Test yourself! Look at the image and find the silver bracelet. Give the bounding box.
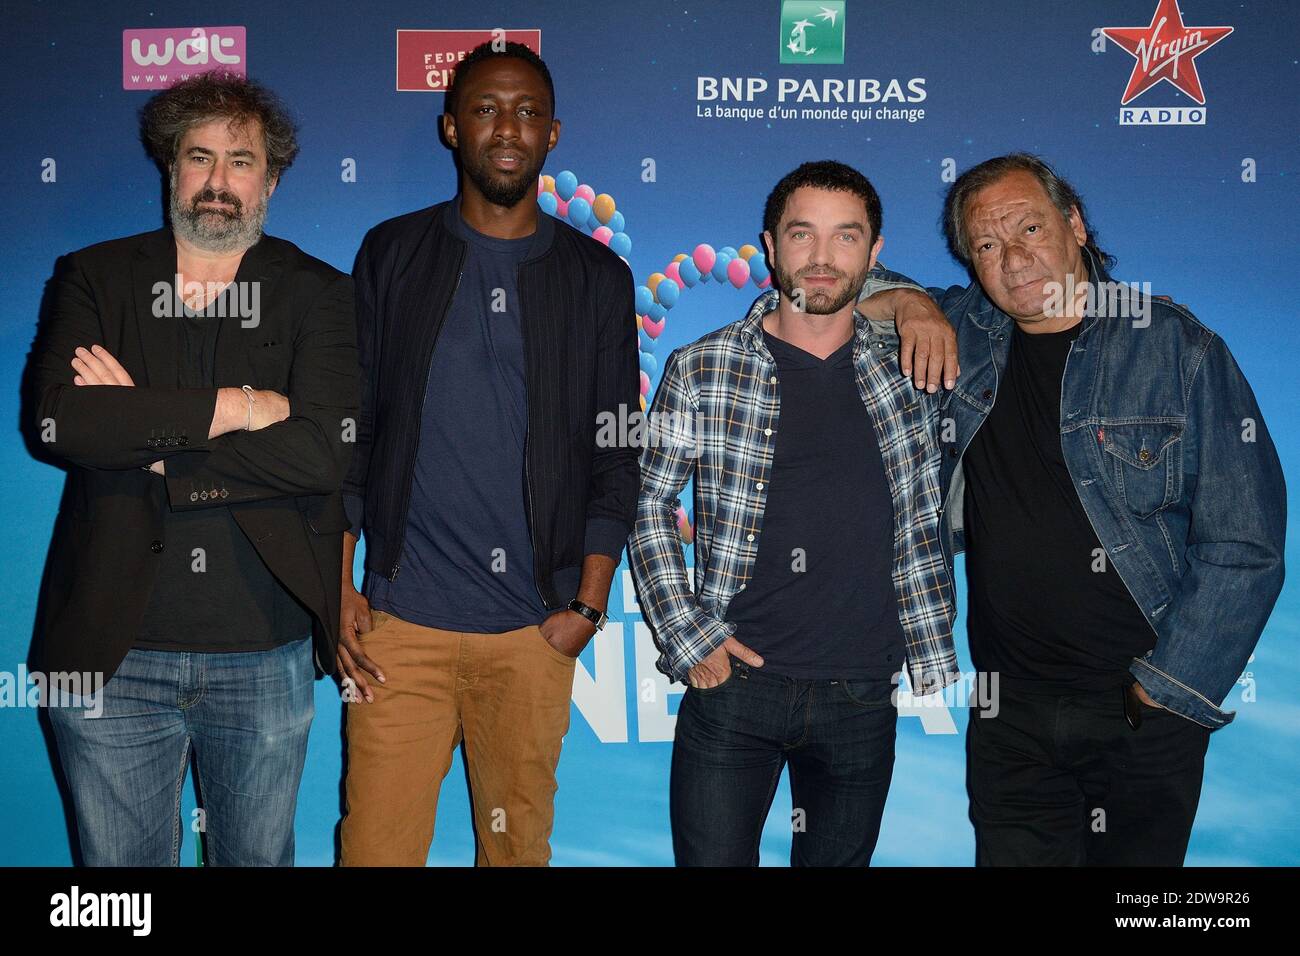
[240,384,256,431]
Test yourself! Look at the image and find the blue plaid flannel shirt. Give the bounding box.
[629,281,960,694]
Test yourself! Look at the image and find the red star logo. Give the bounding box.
[1103,0,1233,105]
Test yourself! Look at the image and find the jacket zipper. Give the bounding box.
[517,261,551,610]
[390,255,465,581]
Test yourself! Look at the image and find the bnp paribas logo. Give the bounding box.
[779,1,845,65]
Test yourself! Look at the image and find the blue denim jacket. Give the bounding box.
[864,251,1286,729]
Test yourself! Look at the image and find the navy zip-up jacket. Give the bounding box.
[343,200,640,609]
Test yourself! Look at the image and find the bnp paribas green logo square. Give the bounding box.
[779,1,846,65]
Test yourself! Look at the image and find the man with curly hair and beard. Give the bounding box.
[31,73,358,866]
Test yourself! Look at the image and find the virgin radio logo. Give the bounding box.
[1101,0,1232,125]
[122,27,247,90]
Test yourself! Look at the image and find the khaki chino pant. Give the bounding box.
[340,609,576,866]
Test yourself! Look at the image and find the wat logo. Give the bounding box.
[122,27,246,90]
[396,29,541,92]
[1101,0,1233,125]
[779,1,845,64]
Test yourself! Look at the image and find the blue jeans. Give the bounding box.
[48,636,315,866]
[670,658,898,866]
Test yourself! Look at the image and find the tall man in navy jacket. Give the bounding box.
[336,42,640,866]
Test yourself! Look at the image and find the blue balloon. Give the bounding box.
[656,279,680,308]
[638,351,659,376]
[567,197,592,227]
[719,246,739,259]
[646,302,667,322]
[749,254,770,282]
[608,211,625,233]
[609,232,632,257]
[587,210,602,232]
[711,252,733,283]
[537,191,558,216]
[634,285,655,316]
[678,258,701,287]
[554,170,578,201]
[639,334,657,354]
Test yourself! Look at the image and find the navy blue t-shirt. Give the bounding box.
[365,197,548,632]
[723,327,905,679]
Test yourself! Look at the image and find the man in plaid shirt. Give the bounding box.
[629,161,960,866]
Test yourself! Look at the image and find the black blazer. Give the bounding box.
[28,228,360,681]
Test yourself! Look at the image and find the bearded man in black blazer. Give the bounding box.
[28,73,359,866]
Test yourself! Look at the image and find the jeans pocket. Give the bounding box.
[840,675,897,708]
[689,660,741,695]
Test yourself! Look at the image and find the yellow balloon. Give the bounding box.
[539,174,555,193]
[637,314,645,330]
[647,273,666,296]
[639,394,647,413]
[673,253,688,263]
[739,244,759,260]
[593,193,616,224]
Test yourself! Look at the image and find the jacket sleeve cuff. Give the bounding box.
[859,262,926,299]
[343,491,364,540]
[1129,657,1235,730]
[661,614,736,684]
[584,516,632,563]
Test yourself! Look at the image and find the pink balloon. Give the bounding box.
[642,315,666,338]
[692,243,716,274]
[758,274,772,289]
[593,226,613,245]
[574,184,596,203]
[727,257,751,289]
[555,197,569,217]
[664,261,685,289]
[639,370,650,395]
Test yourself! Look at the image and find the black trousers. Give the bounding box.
[966,679,1211,866]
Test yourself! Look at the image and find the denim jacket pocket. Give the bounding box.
[1101,422,1183,518]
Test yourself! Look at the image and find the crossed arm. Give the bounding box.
[32,253,359,507]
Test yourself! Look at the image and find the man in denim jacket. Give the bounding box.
[860,153,1286,865]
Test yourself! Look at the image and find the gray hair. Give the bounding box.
[942,153,1114,270]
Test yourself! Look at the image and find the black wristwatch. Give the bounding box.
[567,599,608,631]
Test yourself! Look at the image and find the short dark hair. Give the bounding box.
[763,160,883,246]
[943,152,1114,269]
[140,72,299,182]
[445,41,555,117]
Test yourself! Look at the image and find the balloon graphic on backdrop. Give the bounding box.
[536,171,775,542]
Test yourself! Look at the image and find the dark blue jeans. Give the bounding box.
[670,658,898,866]
[48,636,315,866]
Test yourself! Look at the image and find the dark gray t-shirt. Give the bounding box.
[136,288,312,652]
[723,328,905,679]
[365,197,548,632]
